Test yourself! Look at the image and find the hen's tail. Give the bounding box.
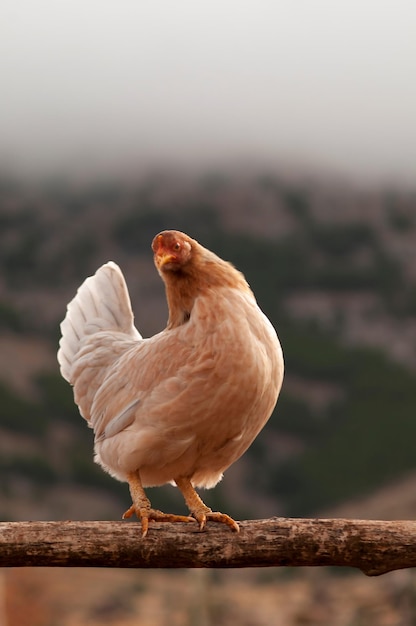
[57,261,141,383]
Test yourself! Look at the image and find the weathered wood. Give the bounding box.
[1,518,416,576]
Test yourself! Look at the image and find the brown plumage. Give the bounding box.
[58,230,284,536]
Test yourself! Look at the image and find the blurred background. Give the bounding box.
[1,0,416,624]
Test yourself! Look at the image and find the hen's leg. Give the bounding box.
[123,471,193,537]
[175,476,239,532]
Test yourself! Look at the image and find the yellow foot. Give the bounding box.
[122,505,194,538]
[192,509,240,533]
[174,476,240,533]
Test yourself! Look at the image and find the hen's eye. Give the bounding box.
[173,242,181,251]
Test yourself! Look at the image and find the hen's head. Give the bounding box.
[152,230,251,328]
[152,230,194,274]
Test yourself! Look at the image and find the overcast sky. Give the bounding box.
[1,0,416,184]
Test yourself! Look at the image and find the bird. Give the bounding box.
[57,230,284,537]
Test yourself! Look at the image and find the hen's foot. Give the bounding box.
[122,504,193,538]
[175,476,240,533]
[192,508,240,532]
[125,471,194,537]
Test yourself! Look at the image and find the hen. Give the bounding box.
[58,230,284,536]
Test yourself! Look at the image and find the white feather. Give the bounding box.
[57,261,141,383]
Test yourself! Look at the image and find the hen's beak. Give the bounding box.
[153,234,178,269]
[157,252,176,267]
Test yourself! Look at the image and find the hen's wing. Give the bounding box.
[88,290,282,487]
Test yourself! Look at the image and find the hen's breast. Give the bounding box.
[93,288,284,487]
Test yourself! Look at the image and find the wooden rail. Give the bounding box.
[1,518,416,576]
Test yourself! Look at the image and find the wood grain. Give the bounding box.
[1,518,416,576]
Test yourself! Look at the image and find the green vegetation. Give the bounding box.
[0,382,46,435]
[310,222,375,256]
[264,338,416,515]
[0,455,58,485]
[0,174,416,518]
[282,188,311,222]
[35,373,82,423]
[0,301,24,332]
[385,191,415,232]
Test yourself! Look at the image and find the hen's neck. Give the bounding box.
[163,258,251,330]
[164,278,198,329]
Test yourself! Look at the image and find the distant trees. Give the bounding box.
[0,173,416,520]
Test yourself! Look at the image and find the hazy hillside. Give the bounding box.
[1,169,416,522]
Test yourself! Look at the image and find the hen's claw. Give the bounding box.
[122,504,194,537]
[193,509,240,533]
[175,476,239,533]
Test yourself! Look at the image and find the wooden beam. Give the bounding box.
[1,518,416,576]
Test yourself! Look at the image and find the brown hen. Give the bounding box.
[58,230,284,536]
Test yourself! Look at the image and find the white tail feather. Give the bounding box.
[58,262,141,382]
